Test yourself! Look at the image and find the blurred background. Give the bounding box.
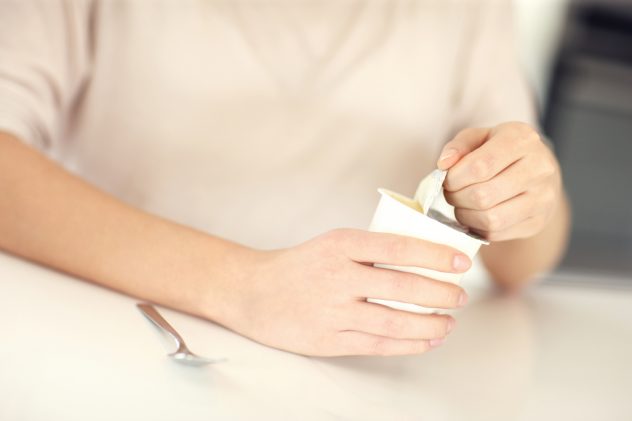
[514,0,632,284]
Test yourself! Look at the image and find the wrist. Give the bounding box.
[193,236,266,329]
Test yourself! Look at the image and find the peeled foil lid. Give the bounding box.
[414,169,488,243]
[415,169,447,216]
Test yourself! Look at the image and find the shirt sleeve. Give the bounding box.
[0,0,92,151]
[450,1,538,132]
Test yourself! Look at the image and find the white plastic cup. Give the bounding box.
[368,188,487,313]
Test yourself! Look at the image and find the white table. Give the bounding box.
[1,251,631,421]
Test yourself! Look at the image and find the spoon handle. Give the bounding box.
[137,303,187,351]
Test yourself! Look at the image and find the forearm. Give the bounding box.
[0,132,256,324]
[481,192,571,290]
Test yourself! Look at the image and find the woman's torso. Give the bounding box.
[61,1,479,248]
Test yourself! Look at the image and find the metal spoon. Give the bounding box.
[137,303,226,366]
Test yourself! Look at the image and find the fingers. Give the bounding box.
[346,301,455,340]
[444,133,525,192]
[437,127,491,170]
[356,265,467,309]
[443,123,544,192]
[445,159,534,211]
[436,123,559,243]
[331,229,471,273]
[454,192,534,233]
[471,215,546,242]
[452,176,555,237]
[336,331,438,356]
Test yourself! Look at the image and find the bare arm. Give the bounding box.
[0,131,474,356]
[0,132,256,325]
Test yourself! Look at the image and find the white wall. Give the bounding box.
[513,0,570,108]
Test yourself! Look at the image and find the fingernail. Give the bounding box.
[452,254,471,272]
[458,292,468,307]
[446,318,455,334]
[429,338,445,348]
[439,148,457,162]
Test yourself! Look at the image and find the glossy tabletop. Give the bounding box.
[1,252,631,420]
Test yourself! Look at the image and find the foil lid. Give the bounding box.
[414,169,488,244]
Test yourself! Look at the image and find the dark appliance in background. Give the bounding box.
[544,0,632,278]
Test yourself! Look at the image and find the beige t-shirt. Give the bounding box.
[0,0,535,249]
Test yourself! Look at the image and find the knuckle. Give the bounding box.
[520,126,540,146]
[471,186,494,209]
[320,228,346,245]
[513,121,534,133]
[486,230,505,242]
[526,127,541,142]
[312,230,348,258]
[470,156,493,180]
[540,159,557,179]
[501,122,537,147]
[483,210,503,231]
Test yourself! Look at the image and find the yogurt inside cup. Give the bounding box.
[367,170,488,314]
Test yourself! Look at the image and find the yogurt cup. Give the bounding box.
[368,187,488,313]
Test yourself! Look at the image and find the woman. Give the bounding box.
[0,0,570,356]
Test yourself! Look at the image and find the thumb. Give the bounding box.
[437,127,492,170]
